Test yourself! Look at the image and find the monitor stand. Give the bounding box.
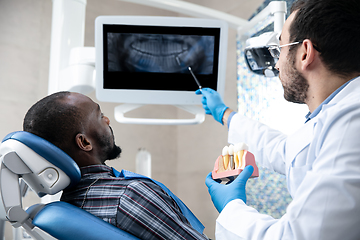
[114,104,205,125]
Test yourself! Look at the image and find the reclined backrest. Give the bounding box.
[0,131,139,240]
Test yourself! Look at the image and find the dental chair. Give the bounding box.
[0,131,140,240]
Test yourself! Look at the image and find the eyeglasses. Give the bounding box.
[268,41,303,58]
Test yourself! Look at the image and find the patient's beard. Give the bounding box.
[98,126,122,163]
[105,143,122,161]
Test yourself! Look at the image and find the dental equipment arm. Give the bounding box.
[119,0,248,29]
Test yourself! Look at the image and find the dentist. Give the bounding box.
[198,0,360,239]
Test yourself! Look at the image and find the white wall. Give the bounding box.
[0,0,263,238]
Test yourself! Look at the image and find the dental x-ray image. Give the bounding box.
[107,33,215,75]
[102,24,220,91]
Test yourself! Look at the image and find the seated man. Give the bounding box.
[23,91,208,240]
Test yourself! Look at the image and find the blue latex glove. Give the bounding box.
[205,165,254,213]
[195,88,228,124]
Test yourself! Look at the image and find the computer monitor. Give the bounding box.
[95,16,228,105]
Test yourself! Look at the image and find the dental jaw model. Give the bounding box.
[212,143,259,182]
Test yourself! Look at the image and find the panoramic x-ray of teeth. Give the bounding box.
[107,33,215,74]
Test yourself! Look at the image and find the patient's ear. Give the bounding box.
[75,133,93,152]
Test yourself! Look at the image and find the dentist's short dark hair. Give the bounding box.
[289,0,360,77]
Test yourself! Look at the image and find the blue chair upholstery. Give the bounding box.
[28,202,139,240]
[0,131,140,240]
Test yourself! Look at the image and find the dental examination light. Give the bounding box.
[238,1,287,77]
[244,32,279,77]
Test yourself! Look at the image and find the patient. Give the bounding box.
[23,92,208,240]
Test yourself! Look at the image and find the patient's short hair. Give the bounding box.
[23,92,83,153]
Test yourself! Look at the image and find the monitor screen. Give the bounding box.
[95,16,228,105]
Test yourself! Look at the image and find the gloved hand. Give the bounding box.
[205,165,254,213]
[195,88,228,124]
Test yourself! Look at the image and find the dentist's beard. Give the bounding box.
[281,51,309,104]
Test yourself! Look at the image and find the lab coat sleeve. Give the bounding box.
[216,200,283,240]
[216,101,360,240]
[228,113,288,174]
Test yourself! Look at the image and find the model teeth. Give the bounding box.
[220,143,249,171]
[235,142,248,151]
[222,146,229,170]
[228,145,235,170]
[213,142,258,180]
[234,143,248,169]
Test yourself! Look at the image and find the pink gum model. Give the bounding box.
[212,150,259,181]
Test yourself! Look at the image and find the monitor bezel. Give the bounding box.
[95,16,228,105]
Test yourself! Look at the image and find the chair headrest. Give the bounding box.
[1,131,81,189]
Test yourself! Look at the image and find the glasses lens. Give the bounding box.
[268,46,280,58]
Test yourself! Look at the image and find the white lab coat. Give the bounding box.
[216,76,360,240]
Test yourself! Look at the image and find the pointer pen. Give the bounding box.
[187,66,202,92]
[175,56,202,93]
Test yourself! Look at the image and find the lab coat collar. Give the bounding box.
[305,76,360,122]
[328,76,360,104]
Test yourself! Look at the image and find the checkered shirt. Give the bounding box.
[61,165,208,240]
